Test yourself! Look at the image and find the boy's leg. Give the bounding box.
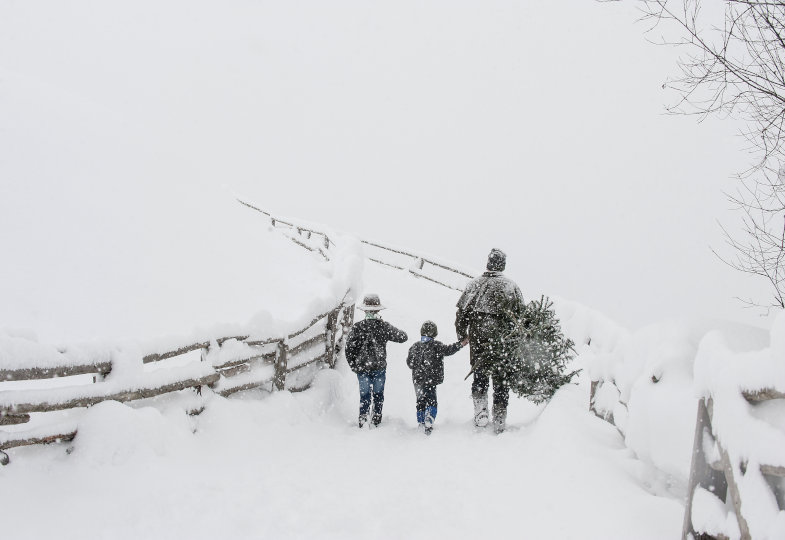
[424,385,438,434]
[370,370,386,426]
[414,384,427,425]
[357,373,372,427]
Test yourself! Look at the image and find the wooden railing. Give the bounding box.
[588,378,626,433]
[682,389,785,540]
[0,300,354,466]
[590,370,785,539]
[238,199,476,291]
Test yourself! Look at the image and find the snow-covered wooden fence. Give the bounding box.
[237,199,475,291]
[588,378,626,432]
[681,388,785,540]
[0,300,354,466]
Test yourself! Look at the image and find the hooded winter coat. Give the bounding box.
[406,339,462,386]
[345,318,408,374]
[455,271,525,369]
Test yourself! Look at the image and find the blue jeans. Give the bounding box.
[414,383,438,424]
[357,370,386,421]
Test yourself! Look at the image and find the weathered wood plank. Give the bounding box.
[285,352,329,374]
[245,337,283,347]
[761,464,785,477]
[421,257,474,278]
[0,431,77,451]
[274,342,287,391]
[216,335,251,346]
[213,353,276,372]
[743,388,785,402]
[361,239,474,278]
[237,199,328,239]
[719,445,751,540]
[0,362,112,382]
[286,235,329,261]
[289,333,327,358]
[367,257,407,271]
[408,269,464,291]
[0,413,30,426]
[217,363,251,378]
[682,398,729,540]
[286,310,331,341]
[217,377,274,397]
[143,342,209,363]
[326,308,339,368]
[4,373,220,414]
[144,335,262,364]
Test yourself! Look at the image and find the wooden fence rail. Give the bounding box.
[0,299,355,466]
[589,374,785,540]
[237,199,476,291]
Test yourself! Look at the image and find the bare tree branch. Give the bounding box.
[608,0,785,310]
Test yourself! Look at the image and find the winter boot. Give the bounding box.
[424,406,437,435]
[473,394,489,428]
[493,404,507,434]
[371,413,382,427]
[359,413,368,428]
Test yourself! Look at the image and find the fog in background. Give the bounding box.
[1,0,771,337]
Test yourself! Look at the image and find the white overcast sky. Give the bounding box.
[0,0,773,335]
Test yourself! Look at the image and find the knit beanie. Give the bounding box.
[487,248,506,272]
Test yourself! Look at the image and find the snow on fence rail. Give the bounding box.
[588,322,785,540]
[0,300,355,466]
[681,391,785,540]
[237,199,476,291]
[680,324,785,540]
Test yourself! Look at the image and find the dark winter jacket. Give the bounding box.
[345,318,408,374]
[406,338,462,386]
[455,271,525,369]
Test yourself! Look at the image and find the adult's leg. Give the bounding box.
[370,370,386,426]
[471,369,490,427]
[491,374,510,433]
[357,372,372,427]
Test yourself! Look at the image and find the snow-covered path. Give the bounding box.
[0,263,683,539]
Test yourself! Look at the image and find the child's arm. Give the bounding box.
[438,340,464,357]
[406,344,417,369]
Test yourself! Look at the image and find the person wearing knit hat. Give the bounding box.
[405,320,468,435]
[455,248,524,434]
[486,248,506,272]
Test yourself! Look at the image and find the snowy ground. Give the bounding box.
[0,263,683,539]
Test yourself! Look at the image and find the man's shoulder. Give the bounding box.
[468,272,521,291]
[486,272,522,291]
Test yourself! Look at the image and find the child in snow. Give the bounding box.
[345,294,408,428]
[406,321,467,435]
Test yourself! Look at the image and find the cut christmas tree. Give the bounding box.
[490,295,580,404]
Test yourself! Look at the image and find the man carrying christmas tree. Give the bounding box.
[455,249,525,433]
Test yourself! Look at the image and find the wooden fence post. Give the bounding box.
[341,304,355,331]
[340,304,355,356]
[326,308,339,368]
[682,398,729,540]
[274,341,288,391]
